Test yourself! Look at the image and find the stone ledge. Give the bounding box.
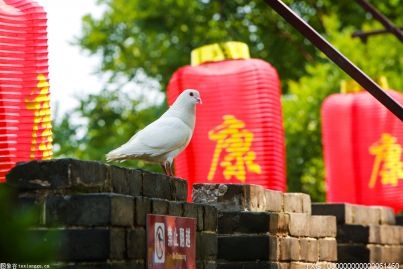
[192,183,283,212]
[6,158,187,201]
[312,203,395,225]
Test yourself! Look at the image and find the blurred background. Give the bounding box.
[0,0,402,261]
[35,0,403,202]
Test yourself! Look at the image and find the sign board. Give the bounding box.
[147,214,196,269]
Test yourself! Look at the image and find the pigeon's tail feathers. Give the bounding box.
[106,153,125,162]
[105,141,152,162]
[105,148,131,162]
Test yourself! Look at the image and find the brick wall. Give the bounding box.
[313,203,403,263]
[193,184,338,269]
[6,158,403,268]
[6,159,217,269]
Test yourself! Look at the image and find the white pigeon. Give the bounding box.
[106,89,202,176]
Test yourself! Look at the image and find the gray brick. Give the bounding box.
[110,195,135,227]
[309,215,336,238]
[338,224,402,245]
[197,232,217,259]
[279,236,299,261]
[168,201,183,216]
[203,260,217,269]
[134,196,151,226]
[299,238,318,262]
[197,260,203,269]
[218,234,270,261]
[270,262,290,269]
[7,159,145,196]
[29,228,125,262]
[399,226,403,244]
[367,245,403,263]
[269,235,281,261]
[183,202,198,218]
[301,195,311,214]
[18,195,45,225]
[369,225,401,245]
[290,262,312,269]
[192,184,229,204]
[269,213,290,235]
[354,205,379,225]
[109,228,126,259]
[337,244,369,262]
[151,198,169,215]
[142,172,171,199]
[264,189,283,212]
[283,193,311,214]
[193,184,267,212]
[197,204,204,231]
[238,184,267,212]
[313,263,336,269]
[170,177,188,201]
[53,261,146,269]
[337,224,369,243]
[216,261,273,269]
[271,235,300,262]
[46,193,134,227]
[218,212,270,234]
[20,228,61,263]
[312,203,381,225]
[312,203,350,224]
[204,205,218,232]
[142,172,187,201]
[318,238,337,262]
[66,160,109,190]
[183,203,204,231]
[126,227,146,259]
[288,213,310,237]
[6,158,96,190]
[109,165,142,196]
[373,206,395,225]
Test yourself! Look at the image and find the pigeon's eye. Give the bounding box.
[189,92,194,97]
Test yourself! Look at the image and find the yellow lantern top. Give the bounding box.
[191,41,250,66]
[340,76,389,94]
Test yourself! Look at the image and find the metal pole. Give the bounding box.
[352,27,403,42]
[355,0,403,43]
[263,0,403,121]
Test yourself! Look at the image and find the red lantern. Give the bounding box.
[321,82,403,211]
[0,0,52,182]
[167,42,286,200]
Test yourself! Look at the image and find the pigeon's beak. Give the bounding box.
[196,97,202,104]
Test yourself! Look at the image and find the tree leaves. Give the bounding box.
[53,0,403,200]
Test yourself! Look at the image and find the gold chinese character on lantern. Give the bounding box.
[207,115,261,182]
[24,74,53,160]
[369,133,403,188]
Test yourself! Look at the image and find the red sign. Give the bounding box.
[147,214,196,269]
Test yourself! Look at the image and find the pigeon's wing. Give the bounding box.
[136,117,192,155]
[111,117,192,160]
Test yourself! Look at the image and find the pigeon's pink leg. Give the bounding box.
[168,162,174,177]
[161,163,169,176]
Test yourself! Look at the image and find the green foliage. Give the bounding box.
[53,1,403,200]
[283,16,403,201]
[0,185,58,262]
[53,87,165,171]
[77,0,372,89]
